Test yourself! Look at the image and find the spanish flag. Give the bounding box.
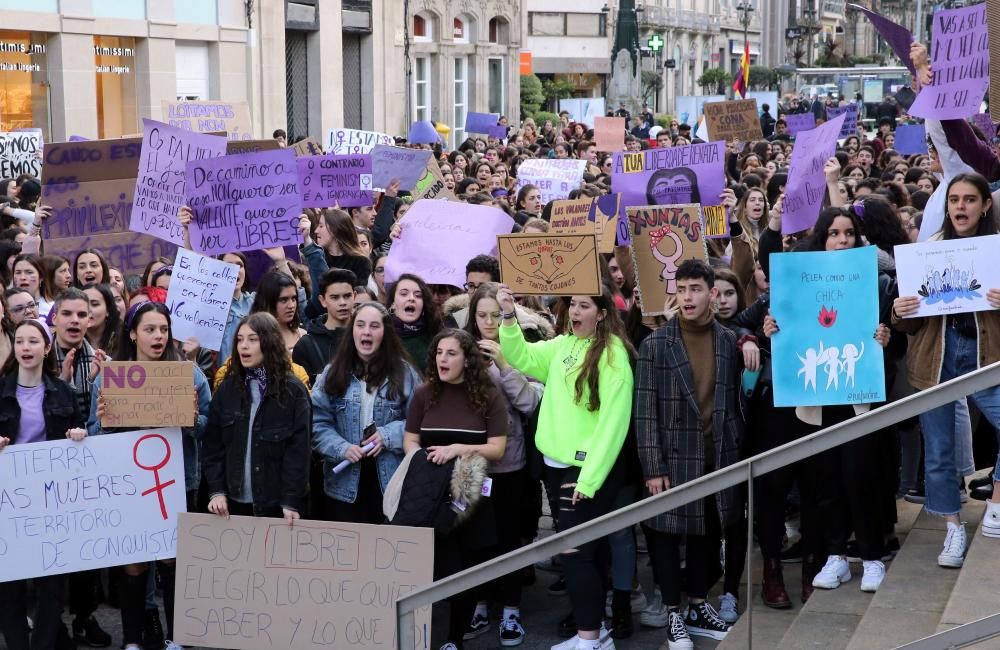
[733,39,750,99]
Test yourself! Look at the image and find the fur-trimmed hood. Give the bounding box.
[450,453,489,527]
[443,293,556,341]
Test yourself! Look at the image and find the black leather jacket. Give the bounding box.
[0,372,81,442]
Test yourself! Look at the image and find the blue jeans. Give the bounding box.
[919,326,1000,516]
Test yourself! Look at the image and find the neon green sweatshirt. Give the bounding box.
[499,322,633,497]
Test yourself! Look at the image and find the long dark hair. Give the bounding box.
[425,329,495,416]
[855,195,908,254]
[224,312,291,401]
[73,249,110,288]
[320,208,365,257]
[387,273,443,333]
[324,302,410,400]
[40,255,70,301]
[566,288,634,412]
[2,319,56,377]
[117,302,180,362]
[801,207,865,252]
[251,271,301,332]
[464,283,501,340]
[12,253,47,299]
[940,172,999,240]
[141,256,172,286]
[81,283,121,356]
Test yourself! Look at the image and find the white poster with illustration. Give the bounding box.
[770,247,885,407]
[894,236,999,318]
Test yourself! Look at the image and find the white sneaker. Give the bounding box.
[860,560,885,592]
[165,643,184,650]
[440,644,458,650]
[718,592,739,623]
[640,588,669,628]
[604,586,648,617]
[812,555,852,589]
[938,522,967,568]
[550,625,612,650]
[982,500,1000,538]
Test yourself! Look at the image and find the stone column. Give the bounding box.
[47,32,98,141]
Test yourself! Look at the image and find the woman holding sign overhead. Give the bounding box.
[0,319,87,650]
[88,301,211,650]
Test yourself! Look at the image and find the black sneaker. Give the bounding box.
[780,540,802,564]
[903,486,926,504]
[685,601,732,641]
[547,577,567,595]
[72,615,111,648]
[462,613,490,640]
[499,614,525,647]
[144,608,165,647]
[665,608,694,650]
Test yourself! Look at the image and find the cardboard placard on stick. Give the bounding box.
[162,100,255,141]
[703,99,762,143]
[292,137,324,157]
[549,198,597,235]
[225,139,280,155]
[497,233,602,296]
[100,361,195,428]
[413,157,457,201]
[627,204,708,316]
[172,513,434,650]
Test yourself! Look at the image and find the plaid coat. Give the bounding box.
[634,319,745,535]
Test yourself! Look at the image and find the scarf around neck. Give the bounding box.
[391,313,426,339]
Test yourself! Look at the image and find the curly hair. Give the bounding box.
[224,312,292,402]
[425,329,494,416]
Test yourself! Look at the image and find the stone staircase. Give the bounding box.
[719,496,999,649]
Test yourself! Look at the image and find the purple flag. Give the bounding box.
[184,148,303,255]
[783,113,847,234]
[826,103,859,138]
[296,154,373,208]
[910,3,989,120]
[848,4,915,75]
[893,124,928,155]
[131,119,228,246]
[408,121,440,144]
[785,112,816,136]
[971,113,997,137]
[465,112,499,134]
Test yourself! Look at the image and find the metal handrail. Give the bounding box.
[396,360,1000,650]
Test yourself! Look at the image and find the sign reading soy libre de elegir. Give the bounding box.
[0,428,186,581]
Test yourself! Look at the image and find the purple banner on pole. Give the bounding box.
[408,121,440,145]
[910,3,989,120]
[296,154,373,208]
[184,148,302,255]
[893,124,928,154]
[785,112,816,136]
[848,4,915,75]
[370,145,434,191]
[783,113,847,234]
[971,113,997,137]
[465,112,499,134]
[826,103,859,138]
[610,141,727,220]
[384,200,514,289]
[131,119,227,246]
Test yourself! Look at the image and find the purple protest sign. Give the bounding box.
[971,113,997,137]
[384,200,514,289]
[848,4,915,75]
[184,148,302,255]
[910,3,989,120]
[783,113,847,234]
[893,124,928,154]
[826,103,859,138]
[465,112,499,134]
[488,125,509,139]
[296,154,373,208]
[610,141,726,218]
[131,119,227,246]
[785,112,816,136]
[69,135,90,142]
[370,145,434,190]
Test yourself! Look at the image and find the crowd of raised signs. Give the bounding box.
[3,29,1000,650]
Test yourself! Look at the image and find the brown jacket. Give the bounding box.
[893,310,1000,390]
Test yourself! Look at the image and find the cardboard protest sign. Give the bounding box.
[703,99,762,143]
[413,157,457,201]
[465,111,499,134]
[594,116,626,152]
[910,3,989,120]
[894,235,1000,318]
[549,198,597,235]
[101,362,195,428]
[296,154,374,208]
[0,130,41,177]
[516,158,587,207]
[370,145,434,191]
[611,141,727,217]
[384,201,513,289]
[497,233,602,296]
[783,113,847,234]
[225,139,280,155]
[894,124,928,154]
[827,103,860,139]
[292,137,324,157]
[785,112,816,136]
[185,148,303,255]
[327,128,393,155]
[166,249,239,351]
[702,204,729,238]
[848,4,915,74]
[627,204,708,316]
[0,428,186,581]
[590,193,623,254]
[488,125,508,139]
[43,232,178,278]
[131,119,228,247]
[770,246,885,407]
[162,100,254,141]
[172,513,433,650]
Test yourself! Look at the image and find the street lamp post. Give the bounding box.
[735,1,753,89]
[802,6,818,67]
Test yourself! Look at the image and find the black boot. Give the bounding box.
[609,589,633,639]
[119,572,148,647]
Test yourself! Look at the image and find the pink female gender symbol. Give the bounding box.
[133,434,176,520]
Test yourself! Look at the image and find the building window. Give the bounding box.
[453,56,467,148]
[413,13,433,41]
[175,0,218,25]
[488,57,504,115]
[528,12,564,36]
[454,18,466,42]
[529,12,605,36]
[414,55,430,122]
[566,13,606,37]
[175,42,210,101]
[91,0,146,20]
[488,17,510,45]
[94,35,138,139]
[0,30,48,132]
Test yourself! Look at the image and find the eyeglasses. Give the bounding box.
[464,282,484,292]
[9,301,38,315]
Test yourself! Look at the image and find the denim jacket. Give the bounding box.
[311,363,421,503]
[86,363,212,492]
